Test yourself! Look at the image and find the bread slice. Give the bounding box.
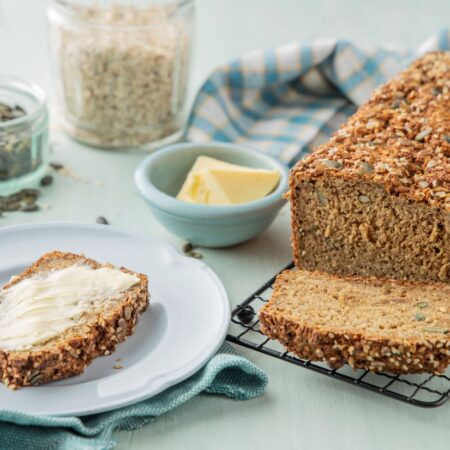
[290,52,450,283]
[0,251,149,389]
[259,270,450,374]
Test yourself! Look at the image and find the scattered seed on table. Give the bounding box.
[23,195,37,206]
[182,242,194,253]
[96,216,109,225]
[237,305,256,324]
[20,188,40,198]
[22,204,40,212]
[3,202,21,212]
[186,251,203,259]
[49,162,64,171]
[40,175,53,187]
[113,365,123,370]
[7,193,23,203]
[0,187,46,215]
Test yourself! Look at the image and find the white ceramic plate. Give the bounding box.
[0,223,230,416]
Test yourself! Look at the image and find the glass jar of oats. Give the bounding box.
[48,0,194,150]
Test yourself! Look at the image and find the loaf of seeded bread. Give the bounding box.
[0,251,149,389]
[290,52,450,283]
[259,270,450,374]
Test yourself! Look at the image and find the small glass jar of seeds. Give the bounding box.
[0,76,49,194]
[48,0,195,150]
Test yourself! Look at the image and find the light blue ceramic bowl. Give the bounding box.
[134,142,289,247]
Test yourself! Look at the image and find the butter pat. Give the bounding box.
[177,156,280,205]
[0,265,139,351]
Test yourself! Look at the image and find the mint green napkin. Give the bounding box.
[0,343,267,450]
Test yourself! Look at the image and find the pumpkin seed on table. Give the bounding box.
[3,202,21,212]
[22,204,39,212]
[182,242,194,253]
[23,195,38,206]
[237,305,256,324]
[7,193,23,203]
[49,162,64,171]
[0,188,42,215]
[186,251,203,259]
[96,216,109,225]
[40,175,53,187]
[21,188,39,196]
[181,242,204,259]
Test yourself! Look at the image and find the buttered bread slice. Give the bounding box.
[0,251,149,389]
[259,270,450,374]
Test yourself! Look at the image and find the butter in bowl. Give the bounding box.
[177,155,281,206]
[134,142,288,247]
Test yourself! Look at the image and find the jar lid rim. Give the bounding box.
[49,0,194,30]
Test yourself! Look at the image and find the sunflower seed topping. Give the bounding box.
[415,128,432,141]
[358,195,370,203]
[316,189,327,205]
[416,301,429,309]
[423,327,449,334]
[359,162,374,174]
[320,159,343,169]
[414,312,426,321]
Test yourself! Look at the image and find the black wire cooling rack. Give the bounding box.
[226,263,450,408]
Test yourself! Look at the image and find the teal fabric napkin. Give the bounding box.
[0,343,267,450]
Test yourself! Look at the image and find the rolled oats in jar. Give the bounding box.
[48,0,194,149]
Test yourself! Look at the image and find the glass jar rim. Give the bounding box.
[49,0,194,30]
[0,75,47,130]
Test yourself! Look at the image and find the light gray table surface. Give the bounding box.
[1,1,449,449]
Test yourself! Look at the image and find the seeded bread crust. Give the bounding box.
[259,270,450,375]
[290,52,450,282]
[291,51,450,211]
[0,251,149,389]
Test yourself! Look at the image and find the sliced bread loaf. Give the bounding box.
[289,52,450,283]
[259,270,450,374]
[0,251,149,389]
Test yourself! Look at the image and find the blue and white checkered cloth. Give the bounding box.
[187,29,450,167]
